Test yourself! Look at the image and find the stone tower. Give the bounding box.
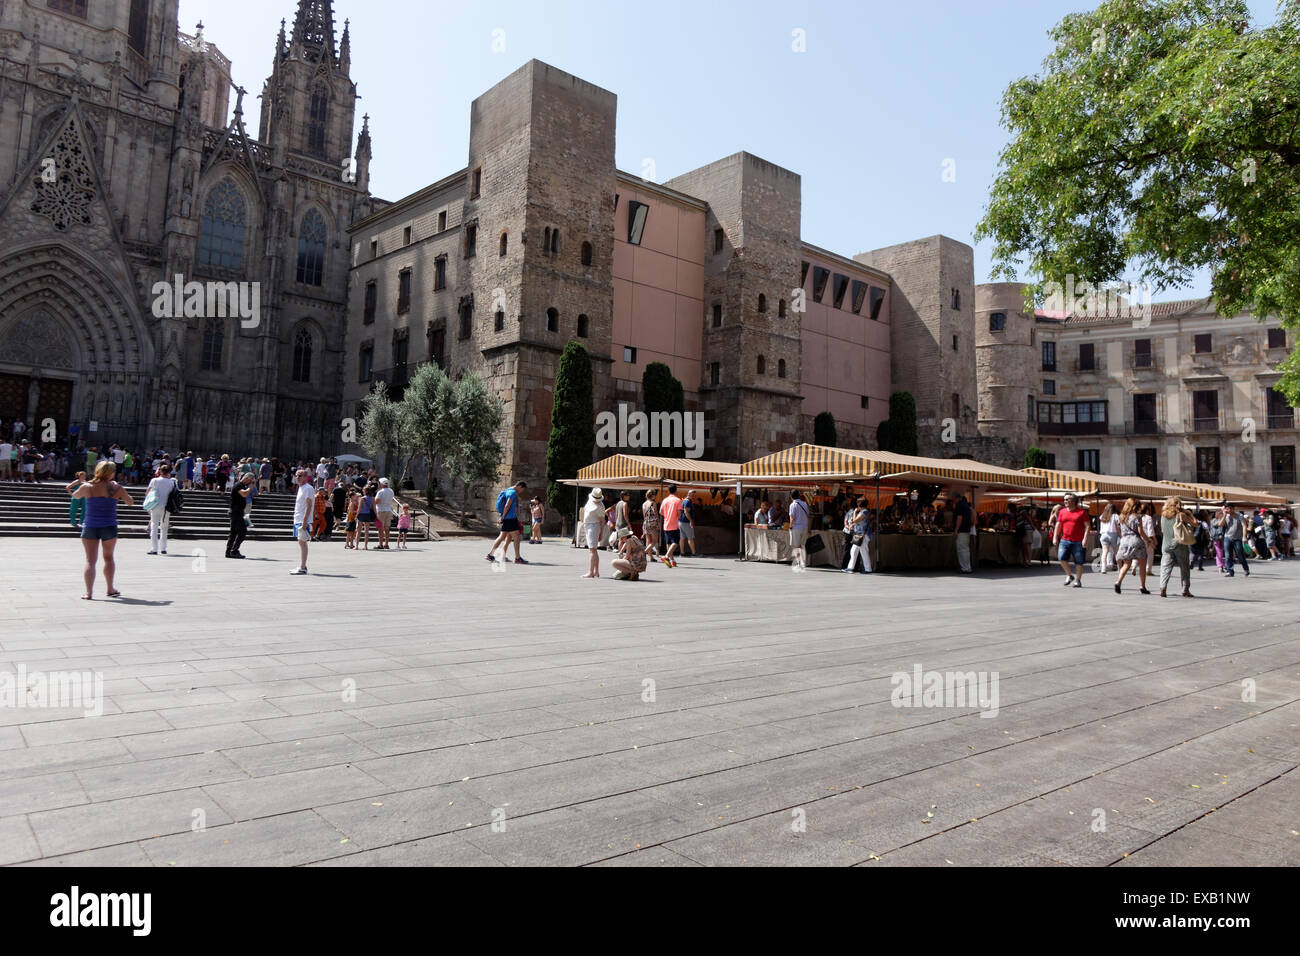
[463,60,617,486]
[856,236,976,457]
[975,282,1036,460]
[665,152,804,462]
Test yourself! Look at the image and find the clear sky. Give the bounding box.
[178,0,1281,298]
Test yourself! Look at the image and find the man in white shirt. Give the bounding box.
[788,489,811,570]
[0,440,11,480]
[374,477,396,550]
[291,468,314,575]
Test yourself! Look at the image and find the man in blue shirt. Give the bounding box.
[486,480,529,564]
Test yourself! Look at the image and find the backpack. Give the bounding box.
[495,489,512,515]
[165,487,184,515]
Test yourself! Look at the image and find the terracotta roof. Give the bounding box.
[1035,297,1212,327]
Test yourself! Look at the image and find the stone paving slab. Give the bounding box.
[0,537,1296,865]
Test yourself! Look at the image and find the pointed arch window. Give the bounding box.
[292,327,314,382]
[201,318,224,371]
[296,209,326,285]
[198,178,247,271]
[128,0,148,54]
[308,86,329,157]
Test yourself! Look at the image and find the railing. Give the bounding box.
[1272,470,1297,485]
[1037,421,1110,437]
[1196,471,1221,485]
[1131,353,1154,369]
[1073,360,1098,372]
[1190,415,1223,433]
[1041,362,1057,372]
[1130,420,1160,435]
[1267,414,1296,429]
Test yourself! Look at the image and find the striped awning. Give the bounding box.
[1022,468,1174,499]
[574,454,741,486]
[1159,479,1287,506]
[737,444,1048,491]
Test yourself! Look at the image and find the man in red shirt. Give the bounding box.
[1056,493,1091,588]
[658,484,682,567]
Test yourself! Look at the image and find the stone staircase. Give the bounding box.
[0,480,298,540]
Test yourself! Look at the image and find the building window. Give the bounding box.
[812,267,830,303]
[428,323,446,369]
[627,201,649,245]
[1078,342,1095,371]
[307,87,328,157]
[458,296,473,340]
[1267,328,1287,349]
[363,281,376,324]
[988,311,1006,332]
[779,299,787,318]
[832,274,850,310]
[434,256,447,291]
[714,228,725,254]
[48,0,88,18]
[197,178,247,271]
[1027,395,1035,424]
[1271,445,1296,485]
[758,294,767,314]
[868,287,886,321]
[1041,341,1056,371]
[470,167,481,199]
[1078,449,1100,474]
[577,314,589,338]
[951,393,960,420]
[1192,390,1219,431]
[295,209,326,286]
[861,395,869,409]
[403,226,412,246]
[1136,448,1158,481]
[545,308,559,333]
[397,269,411,314]
[464,224,477,258]
[499,232,508,257]
[292,327,313,382]
[128,0,149,54]
[494,310,505,332]
[550,229,561,256]
[1134,393,1158,433]
[1134,338,1152,368]
[757,355,766,375]
[358,342,374,383]
[1043,380,1056,395]
[952,334,959,352]
[581,241,593,267]
[951,288,961,310]
[710,362,720,386]
[200,318,223,371]
[712,303,722,329]
[370,239,377,260]
[1196,447,1220,484]
[778,359,787,379]
[393,328,410,380]
[623,346,637,364]
[851,281,868,315]
[1267,389,1294,429]
[438,211,447,232]
[1194,332,1212,354]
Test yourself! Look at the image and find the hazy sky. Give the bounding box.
[177,0,1280,297]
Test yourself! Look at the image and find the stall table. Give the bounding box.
[744,526,843,567]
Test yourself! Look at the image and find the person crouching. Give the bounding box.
[612,527,647,581]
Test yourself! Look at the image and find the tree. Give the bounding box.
[442,372,504,528]
[641,361,686,458]
[813,411,838,447]
[876,391,917,455]
[546,342,595,518]
[358,381,405,480]
[974,0,1300,400]
[401,362,455,504]
[1024,446,1049,469]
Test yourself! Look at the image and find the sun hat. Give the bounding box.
[379,477,389,485]
[617,527,632,539]
[590,488,604,501]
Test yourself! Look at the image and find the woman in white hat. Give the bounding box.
[580,488,606,578]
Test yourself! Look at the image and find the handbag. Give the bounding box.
[165,487,184,515]
[1173,517,1196,546]
[141,486,160,511]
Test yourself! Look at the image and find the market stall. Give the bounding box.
[743,526,844,567]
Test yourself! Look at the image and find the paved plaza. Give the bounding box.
[1,535,1297,867]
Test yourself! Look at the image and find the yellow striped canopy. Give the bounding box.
[575,454,741,486]
[1158,479,1287,506]
[1022,468,1174,499]
[737,444,1048,491]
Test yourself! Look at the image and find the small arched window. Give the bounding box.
[757,355,766,375]
[307,86,328,157]
[296,209,326,286]
[198,177,247,271]
[758,294,767,313]
[543,228,551,255]
[777,358,787,379]
[292,327,313,382]
[200,317,224,371]
[581,241,593,267]
[499,232,508,257]
[549,229,561,256]
[577,314,589,338]
[778,299,787,318]
[546,308,559,333]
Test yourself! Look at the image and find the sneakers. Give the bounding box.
[1063,576,1073,586]
[1073,577,1082,588]
[514,557,529,565]
[613,570,630,580]
[147,550,157,555]
[289,567,308,575]
[485,554,495,562]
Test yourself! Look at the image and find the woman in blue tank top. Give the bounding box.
[72,459,135,600]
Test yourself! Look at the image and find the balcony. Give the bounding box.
[1072,360,1098,372]
[1267,414,1297,430]
[1129,420,1161,435]
[1273,470,1298,485]
[1037,421,1110,437]
[1196,471,1221,485]
[1041,362,1057,373]
[1189,414,1224,433]
[1131,354,1155,369]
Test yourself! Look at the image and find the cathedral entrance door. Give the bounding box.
[0,373,30,426]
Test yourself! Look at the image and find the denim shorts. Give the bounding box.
[1057,540,1086,564]
[80,525,118,541]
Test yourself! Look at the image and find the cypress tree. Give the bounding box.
[546,342,596,513]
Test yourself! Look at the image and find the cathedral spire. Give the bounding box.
[339,19,351,75]
[289,0,337,64]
